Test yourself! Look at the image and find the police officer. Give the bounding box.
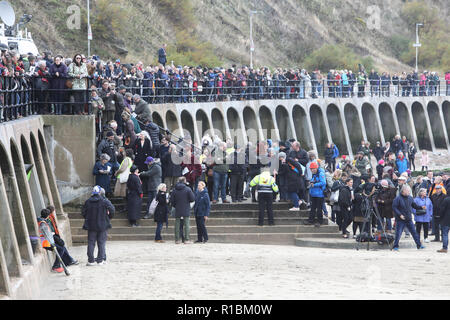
[250,169,279,226]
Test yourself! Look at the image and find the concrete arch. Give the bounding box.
[379,103,397,142]
[293,105,314,151]
[21,135,45,226]
[427,102,447,149]
[30,132,51,206]
[259,106,275,140]
[412,102,432,150]
[243,107,259,143]
[10,139,38,256]
[226,107,245,147]
[361,103,382,144]
[151,112,164,130]
[0,141,27,277]
[442,101,450,146]
[275,105,293,141]
[309,104,328,154]
[180,110,195,142]
[211,109,227,142]
[395,102,414,142]
[326,104,348,155]
[38,130,62,213]
[195,109,211,137]
[165,110,179,135]
[344,103,364,153]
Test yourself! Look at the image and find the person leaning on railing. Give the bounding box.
[68,53,88,115]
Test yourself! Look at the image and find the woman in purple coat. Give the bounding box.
[413,188,433,243]
[49,55,68,115]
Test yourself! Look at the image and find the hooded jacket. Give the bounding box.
[82,194,115,231]
[170,183,195,218]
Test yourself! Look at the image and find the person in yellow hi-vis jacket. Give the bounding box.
[250,170,279,226]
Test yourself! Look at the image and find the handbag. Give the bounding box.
[415,209,426,216]
[148,198,159,216]
[119,169,130,183]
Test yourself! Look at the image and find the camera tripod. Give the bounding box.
[355,191,393,251]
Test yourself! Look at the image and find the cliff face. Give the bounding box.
[10,0,450,71]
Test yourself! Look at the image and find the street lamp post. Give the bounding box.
[87,0,91,57]
[414,23,423,73]
[249,10,258,69]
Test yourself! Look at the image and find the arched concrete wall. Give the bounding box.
[326,104,348,155]
[0,116,70,299]
[196,109,211,137]
[152,112,165,129]
[379,103,397,143]
[145,96,448,155]
[395,102,414,142]
[259,106,276,140]
[211,109,227,142]
[412,102,433,150]
[344,103,364,153]
[442,101,450,146]
[361,103,382,144]
[309,104,328,155]
[427,102,447,149]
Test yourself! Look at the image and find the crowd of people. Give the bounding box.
[1,44,450,123]
[87,86,450,261]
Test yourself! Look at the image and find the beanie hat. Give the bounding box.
[92,185,101,195]
[378,159,385,165]
[310,162,319,169]
[106,131,114,137]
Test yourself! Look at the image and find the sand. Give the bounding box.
[38,239,450,300]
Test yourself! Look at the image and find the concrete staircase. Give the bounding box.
[65,196,341,246]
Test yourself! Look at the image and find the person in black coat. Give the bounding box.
[278,156,303,210]
[158,44,167,66]
[161,143,182,192]
[134,132,152,193]
[48,55,68,115]
[140,157,162,218]
[82,186,115,265]
[127,165,143,227]
[437,195,450,253]
[338,178,353,238]
[324,143,334,172]
[229,146,247,202]
[373,141,384,162]
[193,181,210,243]
[154,184,169,243]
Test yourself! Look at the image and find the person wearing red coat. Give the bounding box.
[181,150,202,191]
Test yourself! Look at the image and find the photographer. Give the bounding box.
[376,179,397,233]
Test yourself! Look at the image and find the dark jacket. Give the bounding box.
[154,190,169,224]
[158,47,167,65]
[376,186,397,218]
[170,182,195,218]
[439,196,450,227]
[144,121,161,155]
[82,195,115,231]
[373,146,384,161]
[135,100,151,122]
[49,62,68,91]
[288,149,309,167]
[278,158,303,193]
[134,138,152,172]
[229,151,247,176]
[139,162,162,192]
[324,147,334,162]
[194,189,211,217]
[392,194,423,221]
[161,150,182,179]
[127,173,143,221]
[431,192,447,219]
[338,185,352,212]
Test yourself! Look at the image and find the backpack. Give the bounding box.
[148,198,159,216]
[356,232,376,242]
[377,233,394,245]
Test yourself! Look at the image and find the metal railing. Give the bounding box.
[1,74,449,123]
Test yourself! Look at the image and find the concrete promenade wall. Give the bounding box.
[0,116,70,299]
[150,96,450,157]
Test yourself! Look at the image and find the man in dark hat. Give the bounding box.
[140,156,162,218]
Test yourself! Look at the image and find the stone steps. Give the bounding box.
[66,197,341,246]
[70,224,338,235]
[68,216,320,227]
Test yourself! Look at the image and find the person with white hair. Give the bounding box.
[93,153,113,195]
[392,184,425,250]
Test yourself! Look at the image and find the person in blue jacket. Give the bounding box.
[193,181,210,243]
[331,143,339,172]
[307,162,326,226]
[392,185,425,250]
[93,153,113,195]
[396,151,409,174]
[413,188,433,243]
